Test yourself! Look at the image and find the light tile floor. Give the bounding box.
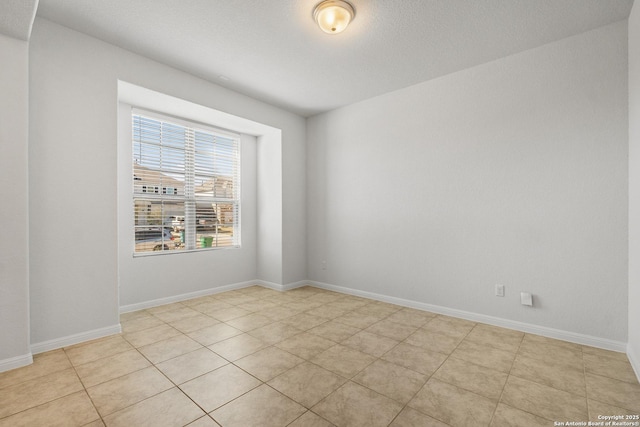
[1,285,639,426]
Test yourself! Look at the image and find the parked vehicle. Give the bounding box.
[135,227,175,252]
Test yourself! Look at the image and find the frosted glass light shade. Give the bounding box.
[313,0,355,34]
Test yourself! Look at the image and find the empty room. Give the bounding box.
[1,0,639,426]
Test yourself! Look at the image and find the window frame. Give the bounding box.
[131,107,242,256]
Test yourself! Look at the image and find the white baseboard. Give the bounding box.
[119,280,258,313]
[628,344,640,382]
[255,280,309,292]
[308,280,628,353]
[120,279,310,313]
[30,324,122,355]
[0,352,33,373]
[283,280,311,291]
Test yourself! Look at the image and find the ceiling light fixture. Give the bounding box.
[313,0,355,35]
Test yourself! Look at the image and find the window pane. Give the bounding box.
[134,199,185,252]
[195,202,237,248]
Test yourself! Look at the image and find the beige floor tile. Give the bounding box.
[523,333,583,352]
[190,301,234,316]
[341,330,399,357]
[281,300,325,312]
[121,315,165,334]
[355,302,401,317]
[123,324,182,348]
[585,373,640,412]
[451,340,516,373]
[152,306,201,323]
[256,305,302,321]
[102,387,204,427]
[583,353,639,384]
[187,323,243,346]
[312,381,403,427]
[328,298,369,311]
[409,378,497,427]
[421,316,476,339]
[385,308,435,328]
[180,296,216,307]
[353,359,428,404]
[87,366,173,416]
[312,344,377,378]
[235,346,304,381]
[280,312,329,330]
[225,313,274,332]
[404,328,462,355]
[0,368,83,418]
[464,324,523,353]
[168,313,220,334]
[208,333,269,361]
[215,294,257,306]
[65,335,133,366]
[307,292,344,304]
[582,346,630,362]
[334,312,384,329]
[304,305,350,319]
[489,403,550,426]
[268,361,347,408]
[275,332,337,360]
[518,334,584,368]
[75,349,151,388]
[501,375,588,421]
[510,352,586,396]
[209,307,252,322]
[211,384,305,427]
[0,391,99,427]
[388,407,449,427]
[433,357,507,401]
[309,320,361,342]
[179,364,261,412]
[0,349,71,389]
[365,319,418,341]
[156,348,228,385]
[381,343,447,376]
[83,419,106,427]
[588,399,640,421]
[146,302,185,314]
[137,334,202,364]
[235,299,279,312]
[247,321,303,344]
[186,415,221,427]
[288,411,335,427]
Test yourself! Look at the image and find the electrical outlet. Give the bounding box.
[495,284,505,297]
[322,260,326,270]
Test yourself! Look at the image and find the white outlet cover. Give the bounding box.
[521,292,533,306]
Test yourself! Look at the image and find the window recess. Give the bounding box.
[132,109,240,254]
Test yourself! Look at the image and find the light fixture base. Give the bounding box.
[313,0,355,34]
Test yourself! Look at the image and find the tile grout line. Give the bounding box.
[486,330,525,426]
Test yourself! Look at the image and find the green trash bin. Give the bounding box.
[200,236,214,248]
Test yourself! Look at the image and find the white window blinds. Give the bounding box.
[132,110,240,254]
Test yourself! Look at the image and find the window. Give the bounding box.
[132,110,240,254]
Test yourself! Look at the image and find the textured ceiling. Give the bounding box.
[35,0,634,116]
[0,0,39,40]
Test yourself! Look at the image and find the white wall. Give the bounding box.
[29,18,306,347]
[307,21,628,343]
[0,34,31,369]
[628,1,640,376]
[257,136,283,284]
